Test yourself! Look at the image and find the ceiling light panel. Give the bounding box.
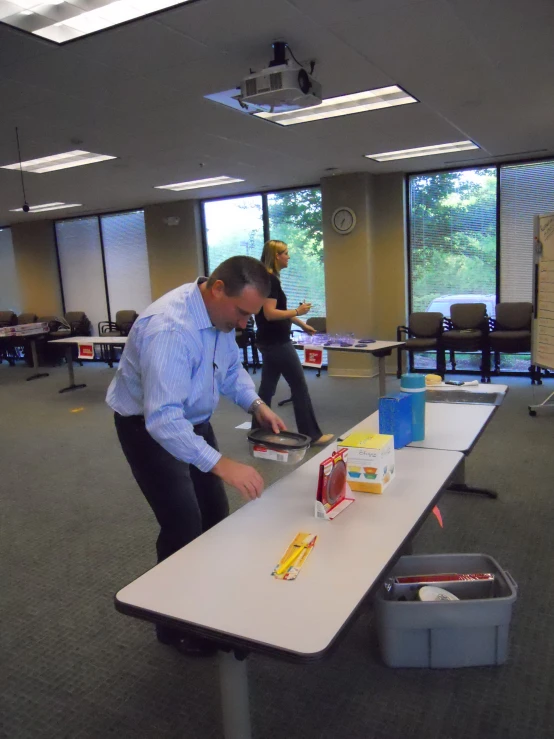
[10,202,82,212]
[365,141,479,162]
[1,150,116,173]
[255,86,417,126]
[0,0,192,43]
[154,176,245,192]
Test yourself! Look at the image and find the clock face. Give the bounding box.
[332,207,356,235]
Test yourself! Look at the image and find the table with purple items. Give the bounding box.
[0,322,50,382]
[292,333,405,397]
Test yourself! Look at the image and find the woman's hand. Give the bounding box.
[304,324,317,335]
[296,302,311,316]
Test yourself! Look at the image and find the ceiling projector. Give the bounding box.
[239,42,322,113]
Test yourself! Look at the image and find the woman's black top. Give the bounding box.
[255,272,292,346]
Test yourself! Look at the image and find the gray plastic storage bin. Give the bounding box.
[375,553,517,668]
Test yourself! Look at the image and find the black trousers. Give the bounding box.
[256,340,322,440]
[114,413,229,641]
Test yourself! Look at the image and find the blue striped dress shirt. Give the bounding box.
[106,279,259,472]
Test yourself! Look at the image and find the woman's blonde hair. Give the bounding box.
[260,239,288,275]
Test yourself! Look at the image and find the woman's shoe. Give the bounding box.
[311,433,335,446]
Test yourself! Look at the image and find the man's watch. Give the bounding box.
[248,398,266,415]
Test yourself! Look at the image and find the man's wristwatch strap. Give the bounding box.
[248,398,266,414]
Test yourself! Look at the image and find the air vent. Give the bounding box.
[244,78,258,97]
[270,72,283,91]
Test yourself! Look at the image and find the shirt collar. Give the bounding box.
[189,277,214,330]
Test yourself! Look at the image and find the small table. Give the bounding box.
[116,443,462,739]
[293,339,405,396]
[49,336,128,393]
[0,323,50,382]
[343,384,508,499]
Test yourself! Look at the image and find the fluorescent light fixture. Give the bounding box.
[0,0,192,43]
[365,141,479,162]
[154,176,245,192]
[1,150,116,173]
[254,86,417,126]
[10,202,82,213]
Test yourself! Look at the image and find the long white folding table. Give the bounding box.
[116,439,462,739]
[50,335,128,393]
[344,383,508,499]
[293,339,404,396]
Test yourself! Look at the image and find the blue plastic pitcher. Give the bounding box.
[400,373,426,441]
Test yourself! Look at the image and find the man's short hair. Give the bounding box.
[207,256,271,298]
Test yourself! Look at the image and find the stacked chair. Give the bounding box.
[488,302,537,382]
[98,309,138,367]
[235,317,260,374]
[396,312,444,378]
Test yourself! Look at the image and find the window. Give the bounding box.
[500,161,554,303]
[267,188,326,319]
[56,217,108,334]
[203,195,264,272]
[409,168,497,370]
[56,210,151,334]
[101,211,152,317]
[0,228,21,315]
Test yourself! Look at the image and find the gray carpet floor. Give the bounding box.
[1,361,554,739]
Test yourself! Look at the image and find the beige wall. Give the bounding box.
[144,200,204,299]
[321,172,406,377]
[11,220,63,317]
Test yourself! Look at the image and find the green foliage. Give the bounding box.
[410,169,497,311]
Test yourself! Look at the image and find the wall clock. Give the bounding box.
[331,207,356,235]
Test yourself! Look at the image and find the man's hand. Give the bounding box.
[212,457,264,501]
[254,404,287,434]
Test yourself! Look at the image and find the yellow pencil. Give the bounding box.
[275,534,316,575]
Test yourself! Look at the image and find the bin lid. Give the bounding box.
[247,428,311,451]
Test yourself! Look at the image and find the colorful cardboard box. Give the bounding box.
[339,432,395,494]
[379,393,413,449]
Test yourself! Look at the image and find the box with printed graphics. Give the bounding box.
[339,431,395,494]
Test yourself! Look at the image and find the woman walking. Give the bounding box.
[254,240,333,446]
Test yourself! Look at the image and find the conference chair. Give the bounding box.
[235,317,260,374]
[98,310,138,366]
[396,312,444,378]
[488,302,536,382]
[17,313,37,325]
[441,303,491,382]
[98,310,138,337]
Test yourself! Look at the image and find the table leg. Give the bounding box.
[378,356,387,397]
[59,346,87,393]
[26,339,49,381]
[219,650,252,739]
[446,457,498,499]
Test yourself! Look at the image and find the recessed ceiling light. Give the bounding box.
[0,0,192,43]
[365,141,479,162]
[254,86,417,126]
[154,176,245,192]
[10,202,82,213]
[1,150,116,173]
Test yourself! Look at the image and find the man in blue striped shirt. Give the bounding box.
[107,256,285,655]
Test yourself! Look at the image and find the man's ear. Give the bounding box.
[211,279,226,299]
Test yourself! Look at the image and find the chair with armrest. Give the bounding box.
[98,310,138,366]
[396,312,444,378]
[488,302,536,382]
[17,312,38,325]
[235,317,260,374]
[441,303,491,382]
[98,310,138,337]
